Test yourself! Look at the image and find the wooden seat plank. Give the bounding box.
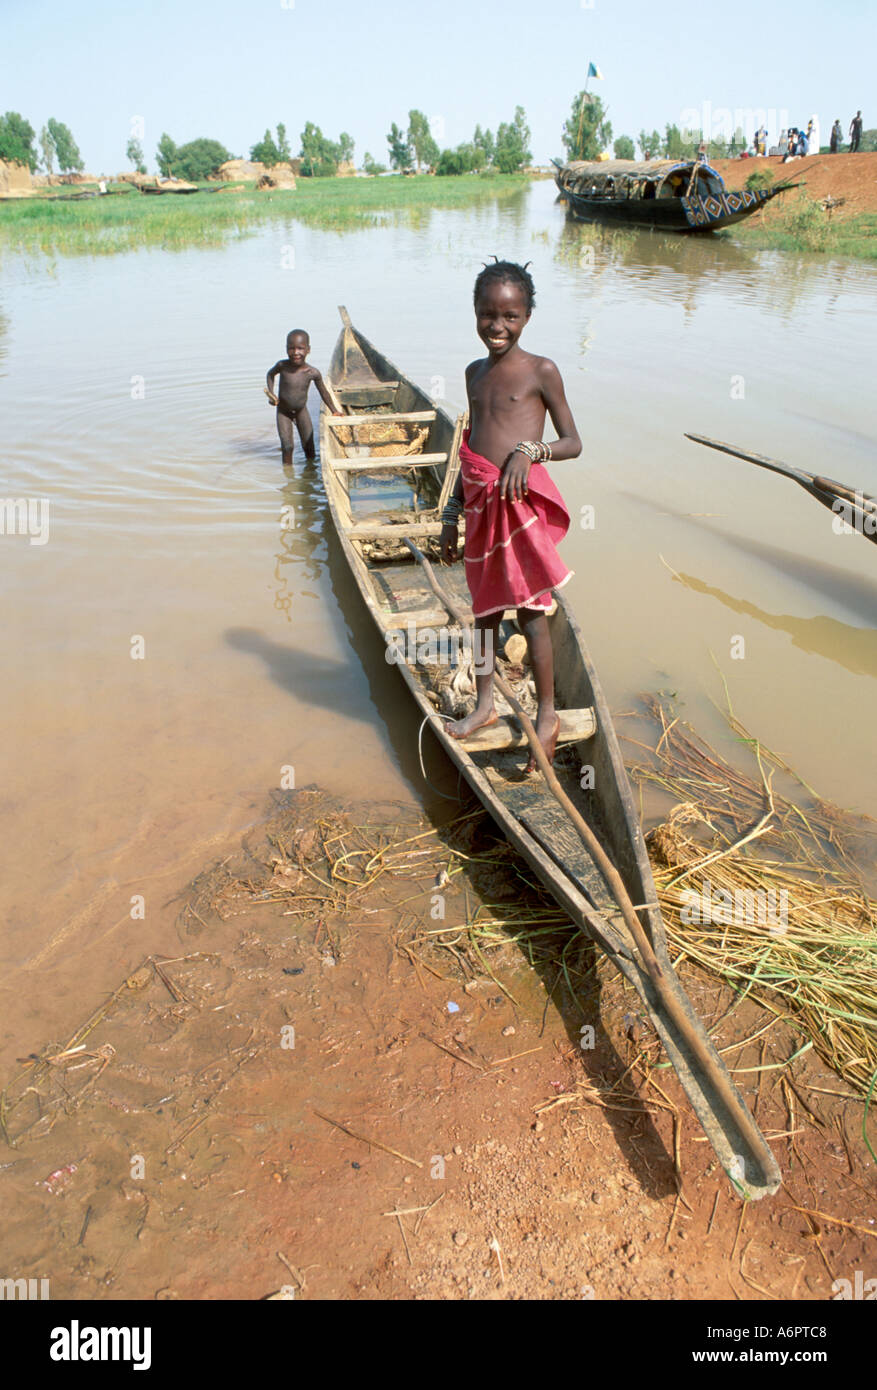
[327,411,436,427]
[333,452,448,472]
[348,521,444,540]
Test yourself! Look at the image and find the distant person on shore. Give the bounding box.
[849,111,863,152]
[265,330,341,466]
[796,128,809,156]
[440,259,581,771]
[830,119,843,153]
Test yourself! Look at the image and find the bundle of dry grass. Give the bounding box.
[629,696,877,1097]
[178,787,459,932]
[333,420,429,457]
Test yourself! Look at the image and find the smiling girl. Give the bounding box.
[440,259,582,770]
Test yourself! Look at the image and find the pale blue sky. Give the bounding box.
[6,0,874,172]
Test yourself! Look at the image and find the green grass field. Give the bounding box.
[0,174,531,259]
[4,174,873,263]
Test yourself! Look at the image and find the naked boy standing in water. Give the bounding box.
[266,330,340,465]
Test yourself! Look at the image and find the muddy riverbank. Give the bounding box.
[3,783,873,1301]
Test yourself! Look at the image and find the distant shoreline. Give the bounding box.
[0,172,532,258]
[2,163,875,262]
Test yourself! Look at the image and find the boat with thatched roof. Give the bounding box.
[553,157,794,232]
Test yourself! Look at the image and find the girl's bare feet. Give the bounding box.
[446,705,498,740]
[526,710,561,774]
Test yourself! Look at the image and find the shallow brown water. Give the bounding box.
[1,182,875,1072]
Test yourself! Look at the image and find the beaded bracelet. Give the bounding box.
[515,440,552,463]
[441,498,463,526]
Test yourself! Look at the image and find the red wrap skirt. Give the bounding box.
[460,432,573,619]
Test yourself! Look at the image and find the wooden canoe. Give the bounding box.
[320,307,781,1199]
[687,433,877,548]
[139,183,200,195]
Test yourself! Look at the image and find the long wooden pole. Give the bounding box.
[405,540,777,1171]
[686,432,877,546]
[575,76,591,158]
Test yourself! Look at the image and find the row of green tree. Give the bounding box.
[0,110,358,183]
[0,112,83,173]
[2,104,531,182]
[559,93,877,162]
[560,92,750,162]
[371,107,531,176]
[250,123,354,175]
[142,123,356,180]
[114,110,877,183]
[10,97,874,186]
[146,109,532,182]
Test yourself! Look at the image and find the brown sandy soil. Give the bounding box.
[2,788,874,1302]
[712,152,877,220]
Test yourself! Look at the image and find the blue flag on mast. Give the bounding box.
[587,62,604,79]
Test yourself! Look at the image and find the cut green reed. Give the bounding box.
[0,173,530,259]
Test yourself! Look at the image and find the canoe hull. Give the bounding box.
[319,313,781,1199]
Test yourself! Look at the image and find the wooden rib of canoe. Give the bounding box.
[320,306,781,1200]
[687,433,877,548]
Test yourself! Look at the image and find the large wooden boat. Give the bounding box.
[554,157,794,231]
[319,308,781,1198]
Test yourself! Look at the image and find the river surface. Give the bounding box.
[1,181,875,1064]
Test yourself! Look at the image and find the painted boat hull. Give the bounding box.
[555,171,786,233]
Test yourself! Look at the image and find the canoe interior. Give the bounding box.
[322,320,649,933]
[318,313,781,1199]
[327,321,454,512]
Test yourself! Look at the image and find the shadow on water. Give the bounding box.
[554,211,759,280]
[669,570,877,678]
[552,209,847,319]
[782,407,877,461]
[322,520,462,805]
[638,494,877,629]
[223,454,453,782]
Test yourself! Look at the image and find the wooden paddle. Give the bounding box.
[686,432,877,547]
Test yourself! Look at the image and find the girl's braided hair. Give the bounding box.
[473,257,535,312]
